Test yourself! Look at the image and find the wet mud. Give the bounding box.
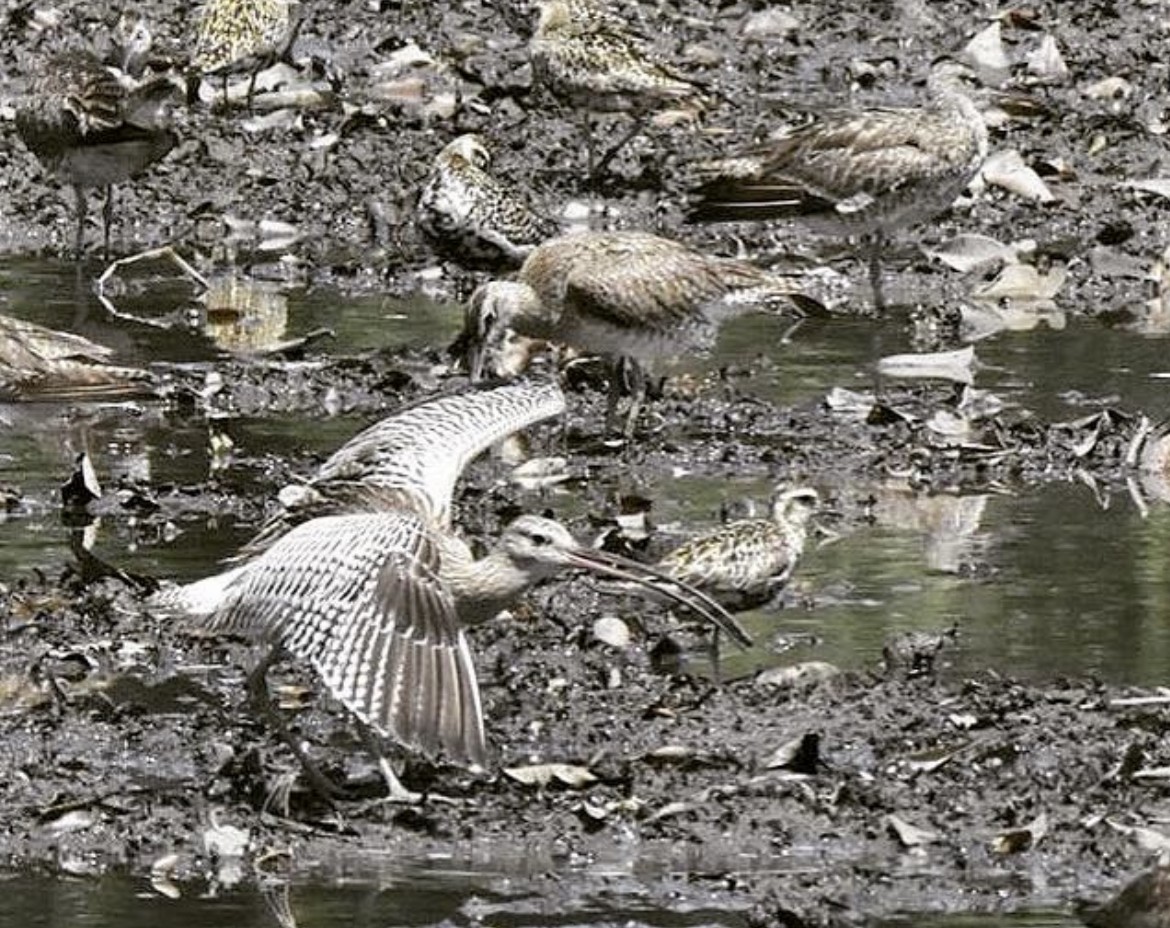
[1,0,1169,923]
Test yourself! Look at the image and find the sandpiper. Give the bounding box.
[417,134,561,271]
[15,50,181,258]
[192,0,297,106]
[528,0,703,176]
[462,230,811,436]
[653,486,820,610]
[154,381,750,802]
[690,59,988,310]
[0,312,153,401]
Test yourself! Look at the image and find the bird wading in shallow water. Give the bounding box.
[690,59,988,312]
[15,49,181,258]
[417,135,561,272]
[152,380,751,804]
[651,486,821,611]
[462,230,814,438]
[528,0,704,178]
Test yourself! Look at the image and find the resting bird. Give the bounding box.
[15,50,182,257]
[416,134,561,271]
[528,0,703,177]
[462,230,812,437]
[0,312,153,401]
[690,59,988,311]
[652,486,820,610]
[153,380,751,802]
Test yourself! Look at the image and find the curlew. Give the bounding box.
[15,50,182,258]
[690,59,988,311]
[528,0,703,177]
[417,134,561,272]
[462,230,811,436]
[153,380,751,802]
[652,486,820,611]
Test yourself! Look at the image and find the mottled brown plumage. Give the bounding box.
[692,60,988,309]
[529,0,703,175]
[0,313,153,401]
[15,50,180,256]
[464,230,809,433]
[193,0,296,105]
[417,135,561,271]
[655,487,820,609]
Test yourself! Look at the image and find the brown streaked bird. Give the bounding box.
[528,0,704,177]
[152,380,751,803]
[0,312,153,401]
[192,0,297,106]
[416,134,561,271]
[15,49,181,258]
[690,59,988,311]
[652,486,821,610]
[463,230,812,436]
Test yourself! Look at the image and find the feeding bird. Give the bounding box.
[690,59,988,311]
[651,486,821,610]
[528,0,704,177]
[462,230,812,436]
[15,49,182,258]
[416,134,561,271]
[153,380,751,803]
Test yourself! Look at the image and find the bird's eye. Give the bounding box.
[530,532,550,546]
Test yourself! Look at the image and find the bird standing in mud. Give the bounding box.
[528,0,704,177]
[690,59,988,311]
[416,134,561,271]
[192,0,297,106]
[14,50,182,258]
[651,486,820,610]
[153,381,750,804]
[462,230,812,437]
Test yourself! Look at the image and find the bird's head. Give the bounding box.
[497,514,754,648]
[772,486,820,525]
[534,1,574,36]
[463,282,535,381]
[442,133,491,171]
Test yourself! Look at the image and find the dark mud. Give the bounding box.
[1,0,1169,923]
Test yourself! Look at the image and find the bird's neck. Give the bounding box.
[440,538,544,625]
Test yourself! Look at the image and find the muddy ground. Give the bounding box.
[2,0,1170,923]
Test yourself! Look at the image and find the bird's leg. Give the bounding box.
[102,186,115,260]
[866,232,887,314]
[245,646,346,808]
[72,183,87,261]
[593,112,648,180]
[246,66,260,110]
[604,356,646,438]
[354,719,422,804]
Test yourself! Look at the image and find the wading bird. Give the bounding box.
[153,380,751,803]
[462,230,811,437]
[15,50,181,257]
[690,59,988,311]
[651,486,820,610]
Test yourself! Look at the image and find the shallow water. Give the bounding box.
[3,258,1170,685]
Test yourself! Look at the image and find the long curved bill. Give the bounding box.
[563,545,754,649]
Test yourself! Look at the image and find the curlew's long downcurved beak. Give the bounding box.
[561,545,754,648]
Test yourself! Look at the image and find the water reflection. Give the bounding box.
[4,257,1170,686]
